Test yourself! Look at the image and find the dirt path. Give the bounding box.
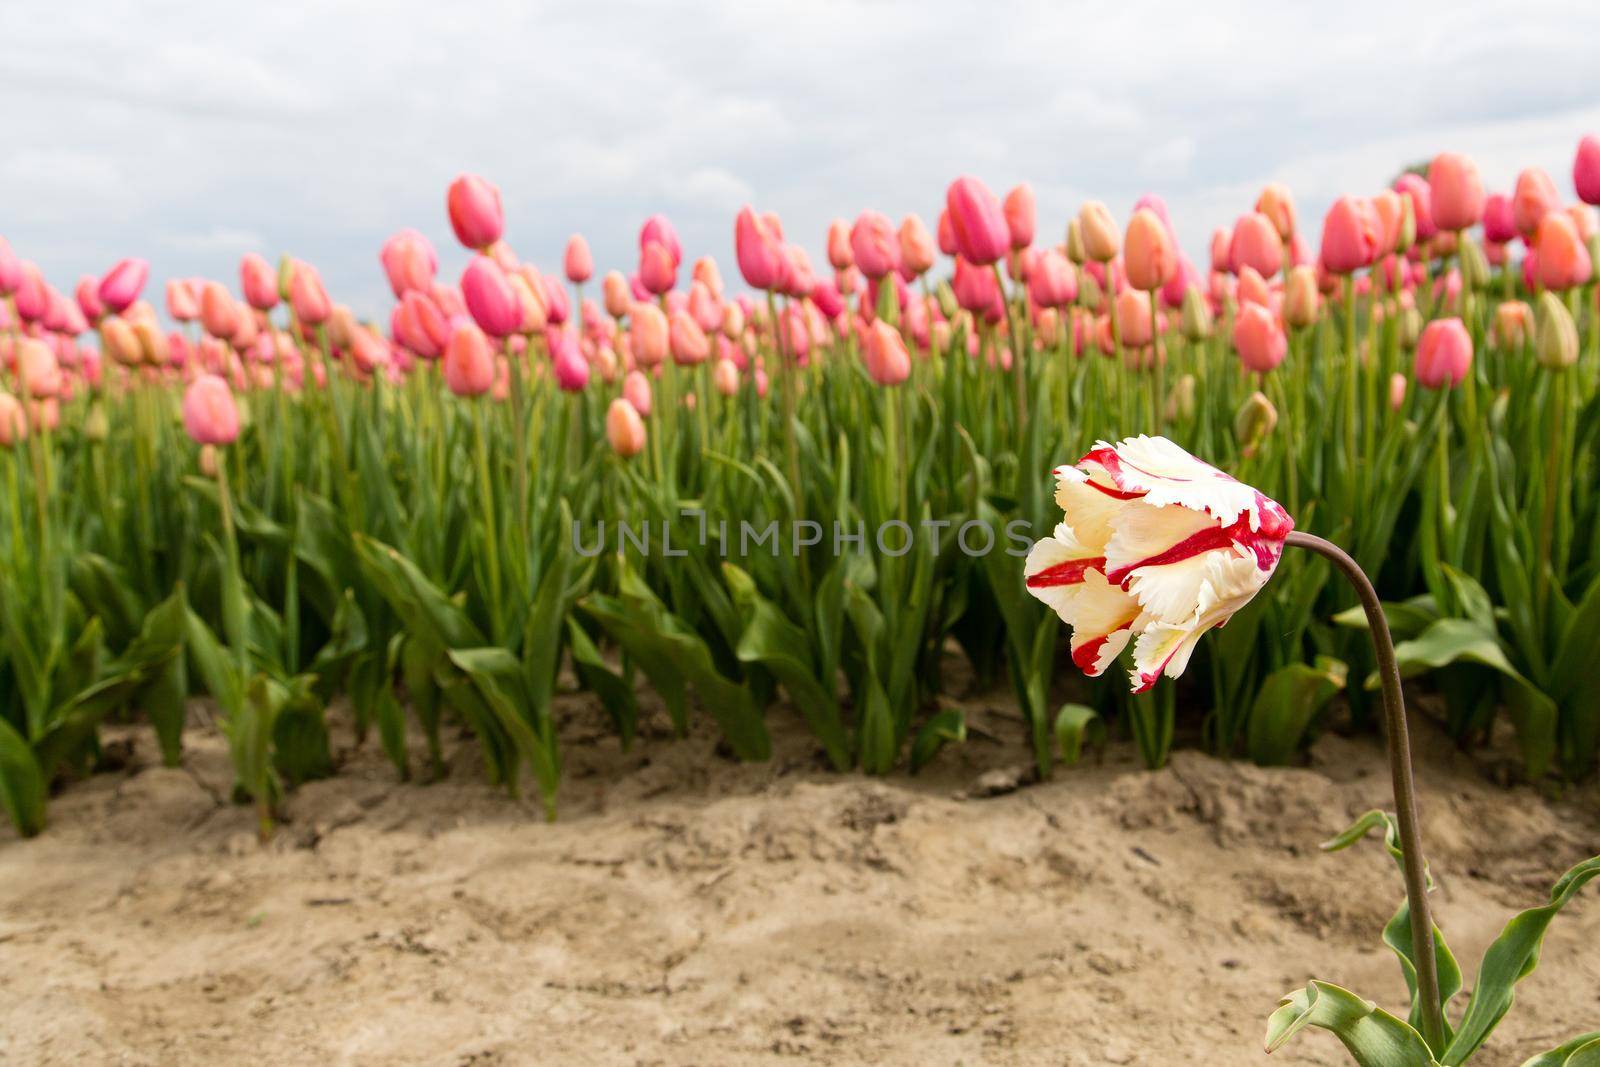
[3,689,1598,1066]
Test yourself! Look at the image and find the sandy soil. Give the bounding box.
[2,680,1598,1067]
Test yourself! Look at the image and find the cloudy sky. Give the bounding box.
[5,1,1600,319]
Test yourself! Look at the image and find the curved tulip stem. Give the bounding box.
[1285,530,1444,1051]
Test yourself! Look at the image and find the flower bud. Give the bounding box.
[1283,265,1319,328]
[1535,291,1579,370]
[182,374,241,446]
[1179,287,1213,341]
[1077,201,1119,262]
[1064,217,1086,264]
[1398,306,1423,352]
[1388,372,1408,412]
[1164,373,1196,423]
[1414,317,1471,388]
[606,397,647,458]
[1458,235,1490,291]
[1492,300,1533,350]
[1234,391,1277,455]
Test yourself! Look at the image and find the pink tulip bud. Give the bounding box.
[1124,209,1176,292]
[945,177,1011,266]
[446,174,505,251]
[1574,135,1600,207]
[826,219,854,270]
[97,258,148,315]
[898,214,936,277]
[1493,300,1533,349]
[1319,196,1380,274]
[862,319,911,386]
[17,339,62,399]
[443,320,495,396]
[564,234,593,284]
[75,275,105,322]
[602,271,631,318]
[1533,212,1592,290]
[668,310,710,365]
[1229,212,1283,278]
[622,369,653,417]
[1208,227,1232,274]
[603,396,646,458]
[712,357,740,397]
[1388,372,1407,412]
[735,206,786,290]
[1002,183,1036,249]
[395,290,451,359]
[1160,256,1201,311]
[0,237,21,297]
[639,241,676,295]
[1393,173,1436,241]
[1283,265,1320,328]
[350,326,391,374]
[1512,168,1560,237]
[0,392,25,447]
[1028,249,1077,309]
[1236,265,1272,309]
[236,252,278,311]
[165,279,200,322]
[1255,183,1297,241]
[100,316,142,367]
[1232,301,1287,374]
[1414,317,1472,390]
[689,281,724,334]
[1428,152,1485,232]
[541,273,570,325]
[461,255,523,338]
[1114,288,1153,348]
[1483,193,1516,244]
[844,211,897,281]
[952,256,1003,322]
[550,330,589,392]
[638,215,682,268]
[288,262,331,326]
[379,229,437,299]
[182,373,240,445]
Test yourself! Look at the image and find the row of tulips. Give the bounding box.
[2,141,1599,848]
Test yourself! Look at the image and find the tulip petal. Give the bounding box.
[1084,435,1264,529]
[1052,467,1127,553]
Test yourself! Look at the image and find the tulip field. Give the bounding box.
[8,132,1600,1060]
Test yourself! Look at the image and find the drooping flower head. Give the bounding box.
[1024,436,1293,692]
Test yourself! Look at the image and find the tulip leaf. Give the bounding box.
[1520,1034,1600,1067]
[910,708,965,773]
[1247,657,1347,766]
[444,647,559,816]
[0,715,46,837]
[1265,980,1440,1066]
[1332,596,1442,641]
[1440,856,1600,1065]
[566,619,637,751]
[1053,703,1103,766]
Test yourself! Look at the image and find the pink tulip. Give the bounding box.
[1124,208,1176,292]
[1428,152,1485,232]
[1393,173,1436,241]
[898,214,936,277]
[1414,318,1472,390]
[287,262,331,325]
[166,279,200,322]
[447,174,505,251]
[379,230,437,298]
[13,263,46,322]
[461,255,522,338]
[395,291,451,359]
[668,310,710,365]
[1229,212,1282,278]
[606,397,647,458]
[810,277,845,320]
[1028,248,1078,308]
[564,234,594,284]
[945,176,1011,266]
[735,206,786,290]
[1232,301,1287,374]
[712,357,740,397]
[75,275,105,322]
[622,369,653,417]
[863,319,911,386]
[1255,183,1297,240]
[1209,227,1232,274]
[1512,168,1560,236]
[199,281,243,341]
[17,339,62,399]
[1160,256,1202,311]
[1113,289,1153,349]
[936,210,957,257]
[1003,183,1036,249]
[443,320,495,396]
[550,330,590,392]
[826,219,854,270]
[689,281,724,333]
[1078,201,1120,263]
[848,211,899,280]
[1575,135,1600,206]
[630,302,669,366]
[541,273,570,325]
[182,374,240,445]
[237,253,278,311]
[639,241,676,295]
[602,271,631,318]
[97,258,148,314]
[1236,266,1273,309]
[1483,193,1516,243]
[692,257,724,297]
[1320,196,1379,274]
[639,215,682,267]
[952,256,1003,322]
[349,327,391,374]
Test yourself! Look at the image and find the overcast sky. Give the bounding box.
[5,1,1600,320]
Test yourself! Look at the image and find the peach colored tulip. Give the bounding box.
[712,357,740,397]
[639,241,676,295]
[630,302,669,366]
[669,310,710,365]
[0,392,24,447]
[564,234,593,285]
[444,320,495,396]
[75,275,105,322]
[1028,248,1077,308]
[1236,265,1272,309]
[198,281,242,341]
[601,271,631,319]
[898,214,936,277]
[1078,201,1119,262]
[606,397,647,458]
[508,270,548,333]
[182,374,240,445]
[134,320,168,365]
[233,253,275,312]
[1534,212,1592,290]
[1428,152,1484,232]
[378,230,436,299]
[288,262,331,325]
[1255,183,1296,240]
[622,369,653,417]
[1208,227,1231,274]
[689,281,724,334]
[1114,288,1153,348]
[946,176,1011,266]
[1414,318,1472,389]
[1512,167,1560,236]
[395,291,450,359]
[1003,183,1036,249]
[1283,266,1319,328]
[100,316,143,367]
[446,173,504,251]
[1124,208,1176,292]
[692,257,723,297]
[1388,372,1407,412]
[826,219,854,271]
[166,279,200,322]
[863,319,911,386]
[1232,301,1286,373]
[1493,300,1533,349]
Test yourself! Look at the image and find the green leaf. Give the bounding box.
[271,678,333,787]
[566,619,637,751]
[445,647,560,816]
[1333,596,1441,642]
[1054,703,1104,766]
[1520,1034,1600,1067]
[1265,980,1440,1065]
[1441,856,1600,1065]
[1247,658,1347,766]
[0,715,46,836]
[910,708,965,772]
